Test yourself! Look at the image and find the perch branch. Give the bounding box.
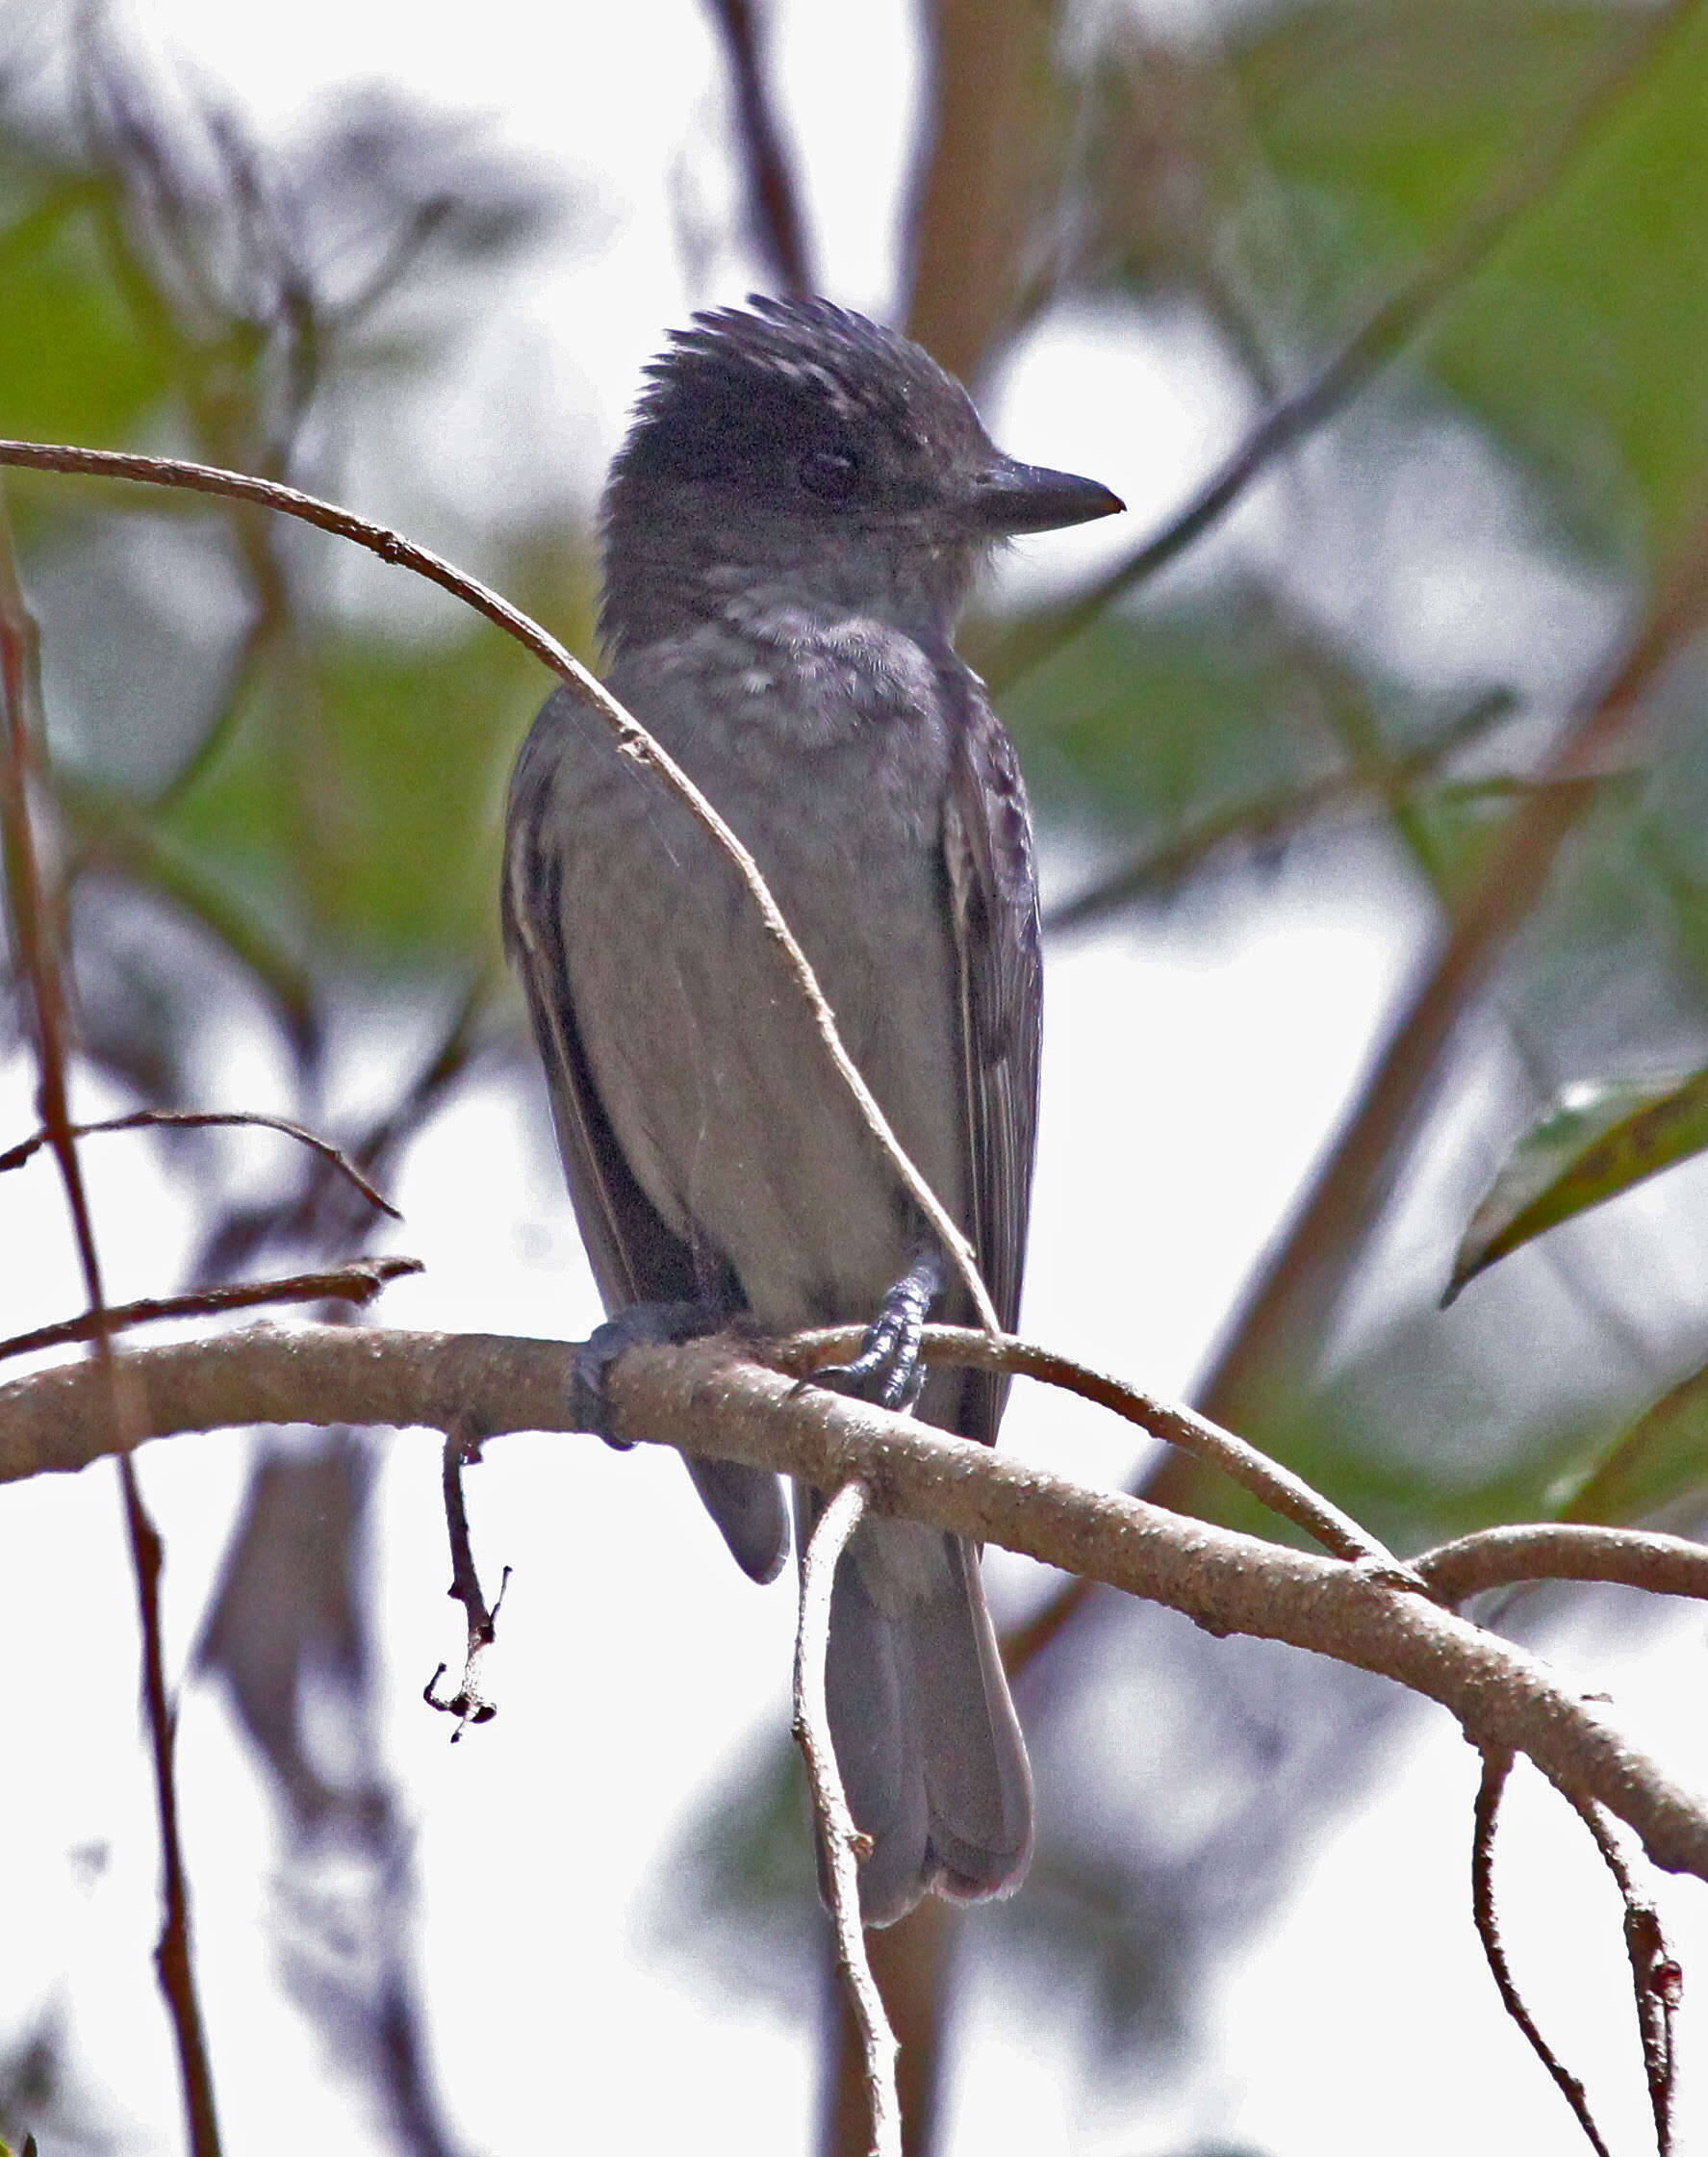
[6,1323,1708,1889]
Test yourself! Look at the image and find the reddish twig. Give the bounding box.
[1471,1749,1612,2157]
[0,1106,400,1216]
[1560,1794,1681,2156]
[0,1255,422,1365]
[0,489,222,2153]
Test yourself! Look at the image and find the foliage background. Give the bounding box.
[3,0,1708,2150]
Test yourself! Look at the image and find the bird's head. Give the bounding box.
[599,295,1123,653]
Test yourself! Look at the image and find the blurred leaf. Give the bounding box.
[0,184,176,445]
[1446,1069,1708,1300]
[157,616,546,975]
[1237,0,1708,550]
[996,595,1387,839]
[1239,1,1624,256]
[1565,1357,1708,1524]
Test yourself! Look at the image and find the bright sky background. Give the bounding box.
[4,1,1706,2153]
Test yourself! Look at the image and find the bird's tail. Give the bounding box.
[803,1497,1033,1928]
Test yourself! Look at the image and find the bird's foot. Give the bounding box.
[805,1249,945,1415]
[573,1298,729,1449]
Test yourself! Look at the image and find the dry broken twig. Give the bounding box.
[425,1421,511,1742]
[0,1255,421,1365]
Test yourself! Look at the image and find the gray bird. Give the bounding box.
[502,295,1121,1926]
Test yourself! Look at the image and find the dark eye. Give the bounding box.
[799,446,861,501]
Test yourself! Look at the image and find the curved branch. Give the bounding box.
[1415,1524,1708,1609]
[0,436,998,1336]
[5,1321,1708,1889]
[776,1322,1394,1567]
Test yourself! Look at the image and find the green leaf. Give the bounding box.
[1236,0,1708,550]
[1563,1359,1708,1525]
[1446,1069,1708,1300]
[0,187,176,447]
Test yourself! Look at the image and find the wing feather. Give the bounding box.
[938,670,1043,1448]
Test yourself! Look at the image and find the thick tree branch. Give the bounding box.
[5,1321,1708,1890]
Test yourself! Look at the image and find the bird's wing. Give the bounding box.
[503,714,789,1584]
[939,671,1044,1448]
[501,722,700,1314]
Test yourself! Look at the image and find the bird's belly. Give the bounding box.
[558,766,965,1330]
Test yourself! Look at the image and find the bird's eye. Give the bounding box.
[799,446,861,501]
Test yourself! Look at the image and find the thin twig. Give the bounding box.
[774,1322,1398,1569]
[983,0,1700,694]
[0,1255,422,1365]
[1043,687,1517,937]
[0,437,999,1336]
[703,0,817,295]
[1471,1748,1612,2157]
[1560,1794,1681,2156]
[0,1106,399,1216]
[1415,1525,1708,1610]
[425,1421,509,1741]
[793,1478,900,2157]
[0,485,222,2153]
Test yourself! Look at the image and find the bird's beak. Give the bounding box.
[966,455,1125,536]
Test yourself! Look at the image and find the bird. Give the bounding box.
[502,295,1122,1925]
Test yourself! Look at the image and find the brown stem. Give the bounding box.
[0,486,223,2154]
[1471,1750,1611,2157]
[703,0,818,295]
[822,1902,954,2157]
[0,1255,421,1365]
[794,1480,901,2157]
[0,1106,399,1216]
[1559,1793,1680,2156]
[777,1323,1397,1568]
[1415,1525,1708,1610]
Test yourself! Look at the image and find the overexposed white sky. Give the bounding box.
[4,2,1705,2154]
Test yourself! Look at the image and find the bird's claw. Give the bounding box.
[804,1274,932,1414]
[572,1297,728,1449]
